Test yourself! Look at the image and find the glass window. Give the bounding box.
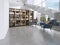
[45,0,59,10]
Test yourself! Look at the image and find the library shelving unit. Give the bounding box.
[9,8,34,27]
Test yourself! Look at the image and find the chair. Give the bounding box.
[40,22,52,30]
[49,20,59,26]
[43,24,52,30]
[40,22,45,27]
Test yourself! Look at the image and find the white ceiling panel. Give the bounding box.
[9,0,27,7]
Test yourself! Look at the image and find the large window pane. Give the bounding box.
[46,0,59,10]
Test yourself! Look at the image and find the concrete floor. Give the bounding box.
[0,26,60,45]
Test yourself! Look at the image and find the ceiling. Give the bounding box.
[9,0,59,14]
[9,0,27,7]
[9,0,45,7]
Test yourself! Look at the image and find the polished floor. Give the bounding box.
[0,26,60,45]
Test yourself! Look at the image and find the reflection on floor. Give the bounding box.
[0,26,60,45]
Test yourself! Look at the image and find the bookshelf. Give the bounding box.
[9,8,34,27]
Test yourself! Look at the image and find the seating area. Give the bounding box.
[40,22,52,30]
[49,20,60,26]
[40,19,60,30]
[30,15,60,30]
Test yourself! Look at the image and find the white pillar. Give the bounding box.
[0,0,9,40]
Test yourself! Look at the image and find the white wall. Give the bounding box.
[0,0,9,40]
[34,11,41,24]
[34,11,37,19]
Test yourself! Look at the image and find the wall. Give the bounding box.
[34,11,41,24]
[34,11,37,19]
[54,12,60,22]
[0,0,9,40]
[59,0,60,10]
